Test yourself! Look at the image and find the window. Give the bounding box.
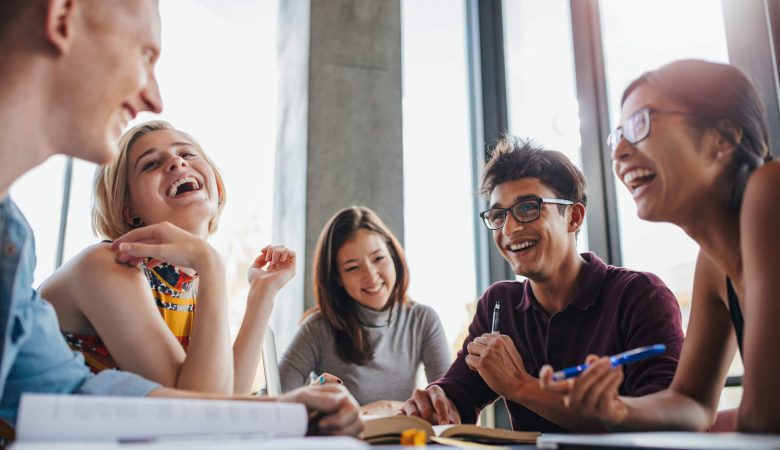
[402,0,477,351]
[503,0,588,255]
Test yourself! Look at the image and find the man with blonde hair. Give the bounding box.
[0,0,361,437]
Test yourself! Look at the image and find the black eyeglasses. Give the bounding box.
[480,197,574,230]
[606,106,698,153]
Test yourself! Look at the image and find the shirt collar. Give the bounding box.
[514,252,608,313]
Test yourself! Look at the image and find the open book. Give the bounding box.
[362,415,539,445]
[12,393,360,449]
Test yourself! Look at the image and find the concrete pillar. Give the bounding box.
[272,0,403,349]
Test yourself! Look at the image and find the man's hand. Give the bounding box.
[279,384,363,436]
[398,386,460,425]
[465,333,531,401]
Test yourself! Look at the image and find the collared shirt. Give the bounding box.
[432,252,684,432]
[0,197,158,424]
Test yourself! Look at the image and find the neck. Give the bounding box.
[528,251,586,316]
[0,57,57,198]
[679,203,741,282]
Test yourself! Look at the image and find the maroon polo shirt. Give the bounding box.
[431,252,683,432]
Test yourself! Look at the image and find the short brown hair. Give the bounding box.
[312,206,409,365]
[92,120,227,240]
[481,136,588,211]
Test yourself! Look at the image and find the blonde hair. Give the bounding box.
[92,120,227,240]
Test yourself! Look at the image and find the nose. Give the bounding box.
[501,211,524,237]
[611,138,634,162]
[364,263,379,282]
[140,70,163,114]
[165,154,187,172]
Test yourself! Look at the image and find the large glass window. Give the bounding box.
[401,0,476,352]
[503,0,588,254]
[599,0,739,408]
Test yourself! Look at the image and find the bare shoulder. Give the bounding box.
[743,161,780,211]
[42,242,147,307]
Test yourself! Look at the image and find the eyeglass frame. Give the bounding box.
[606,106,698,153]
[479,197,575,230]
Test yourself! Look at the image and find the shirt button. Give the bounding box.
[4,242,15,256]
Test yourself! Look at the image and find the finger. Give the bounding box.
[464,354,480,371]
[430,391,454,425]
[580,366,621,413]
[117,242,174,261]
[594,368,624,415]
[411,389,434,420]
[271,247,282,265]
[318,398,360,434]
[585,354,600,365]
[112,224,168,247]
[570,358,612,408]
[466,341,485,356]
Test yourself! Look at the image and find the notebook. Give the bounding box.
[537,432,780,450]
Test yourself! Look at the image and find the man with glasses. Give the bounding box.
[399,137,683,432]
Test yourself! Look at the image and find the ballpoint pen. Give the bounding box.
[491,301,500,334]
[551,344,666,381]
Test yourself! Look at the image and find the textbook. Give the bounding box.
[13,393,328,444]
[362,414,539,445]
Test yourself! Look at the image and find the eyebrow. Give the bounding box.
[340,249,384,266]
[489,194,539,210]
[133,142,196,170]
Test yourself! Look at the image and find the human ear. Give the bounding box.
[568,203,586,234]
[714,119,743,155]
[44,0,77,54]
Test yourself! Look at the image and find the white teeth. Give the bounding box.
[167,176,200,198]
[363,284,383,293]
[623,168,655,185]
[509,240,536,251]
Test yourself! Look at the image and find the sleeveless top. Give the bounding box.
[726,277,744,357]
[64,259,197,373]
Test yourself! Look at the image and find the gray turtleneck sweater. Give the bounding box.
[278,302,451,406]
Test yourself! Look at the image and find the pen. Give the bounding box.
[551,344,666,381]
[491,301,500,333]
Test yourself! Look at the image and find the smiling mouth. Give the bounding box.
[362,283,384,294]
[507,240,538,253]
[167,176,202,198]
[623,168,656,191]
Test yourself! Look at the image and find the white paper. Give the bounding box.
[16,394,307,443]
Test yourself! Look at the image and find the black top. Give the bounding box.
[726,277,744,357]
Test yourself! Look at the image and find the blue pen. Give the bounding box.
[551,344,666,381]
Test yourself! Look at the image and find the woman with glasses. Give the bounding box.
[541,59,779,432]
[279,206,451,416]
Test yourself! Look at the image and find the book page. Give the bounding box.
[16,394,307,442]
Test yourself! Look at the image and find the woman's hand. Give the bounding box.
[247,245,296,292]
[112,221,220,272]
[540,355,628,428]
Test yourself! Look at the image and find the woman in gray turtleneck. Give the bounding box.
[279,207,451,414]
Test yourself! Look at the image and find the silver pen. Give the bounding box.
[491,301,500,333]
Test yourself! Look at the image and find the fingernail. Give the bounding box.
[319,375,325,384]
[337,379,343,384]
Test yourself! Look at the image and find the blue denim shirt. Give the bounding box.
[0,196,159,424]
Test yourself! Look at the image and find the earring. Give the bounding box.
[131,217,143,227]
